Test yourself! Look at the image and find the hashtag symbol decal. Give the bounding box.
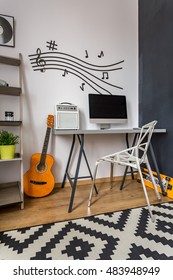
[46,40,58,51]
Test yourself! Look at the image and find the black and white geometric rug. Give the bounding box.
[1,202,173,260]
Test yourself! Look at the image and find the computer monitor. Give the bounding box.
[88,93,128,129]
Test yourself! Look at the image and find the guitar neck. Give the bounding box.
[40,127,51,165]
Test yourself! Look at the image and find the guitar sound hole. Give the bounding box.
[30,180,47,185]
[36,163,47,173]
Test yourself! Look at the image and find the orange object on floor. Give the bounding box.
[137,168,173,199]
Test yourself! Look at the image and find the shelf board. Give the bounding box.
[0,153,22,162]
[0,86,21,96]
[0,181,23,207]
[0,55,20,66]
[0,120,22,126]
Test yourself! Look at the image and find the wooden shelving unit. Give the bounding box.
[0,54,24,209]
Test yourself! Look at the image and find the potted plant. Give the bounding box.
[0,130,19,160]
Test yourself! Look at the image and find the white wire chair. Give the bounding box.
[88,120,161,221]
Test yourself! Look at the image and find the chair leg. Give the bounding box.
[146,158,161,201]
[110,162,114,189]
[137,163,155,222]
[88,162,99,207]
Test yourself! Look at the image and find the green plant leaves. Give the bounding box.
[0,130,19,145]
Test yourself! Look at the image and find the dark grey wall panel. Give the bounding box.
[139,0,173,176]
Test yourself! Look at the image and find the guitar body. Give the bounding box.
[24,153,55,197]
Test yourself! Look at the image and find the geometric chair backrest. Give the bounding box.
[136,120,157,164]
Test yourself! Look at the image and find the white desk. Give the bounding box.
[53,128,166,135]
[53,128,166,212]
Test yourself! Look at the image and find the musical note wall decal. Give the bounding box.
[80,83,85,91]
[102,71,109,80]
[29,42,124,95]
[36,48,46,72]
[46,40,58,51]
[62,69,68,77]
[85,50,89,58]
[98,51,104,58]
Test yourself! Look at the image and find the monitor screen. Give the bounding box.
[88,94,128,129]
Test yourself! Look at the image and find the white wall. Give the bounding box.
[0,0,138,182]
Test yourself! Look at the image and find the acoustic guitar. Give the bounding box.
[24,115,55,197]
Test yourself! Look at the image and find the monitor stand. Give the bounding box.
[100,124,111,130]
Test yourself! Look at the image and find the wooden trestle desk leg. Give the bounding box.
[61,134,76,189]
[61,134,98,213]
[68,134,84,213]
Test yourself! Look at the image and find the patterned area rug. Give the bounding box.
[1,202,173,260]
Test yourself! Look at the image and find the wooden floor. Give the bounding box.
[0,178,172,232]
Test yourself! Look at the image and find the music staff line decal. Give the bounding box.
[29,41,124,95]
